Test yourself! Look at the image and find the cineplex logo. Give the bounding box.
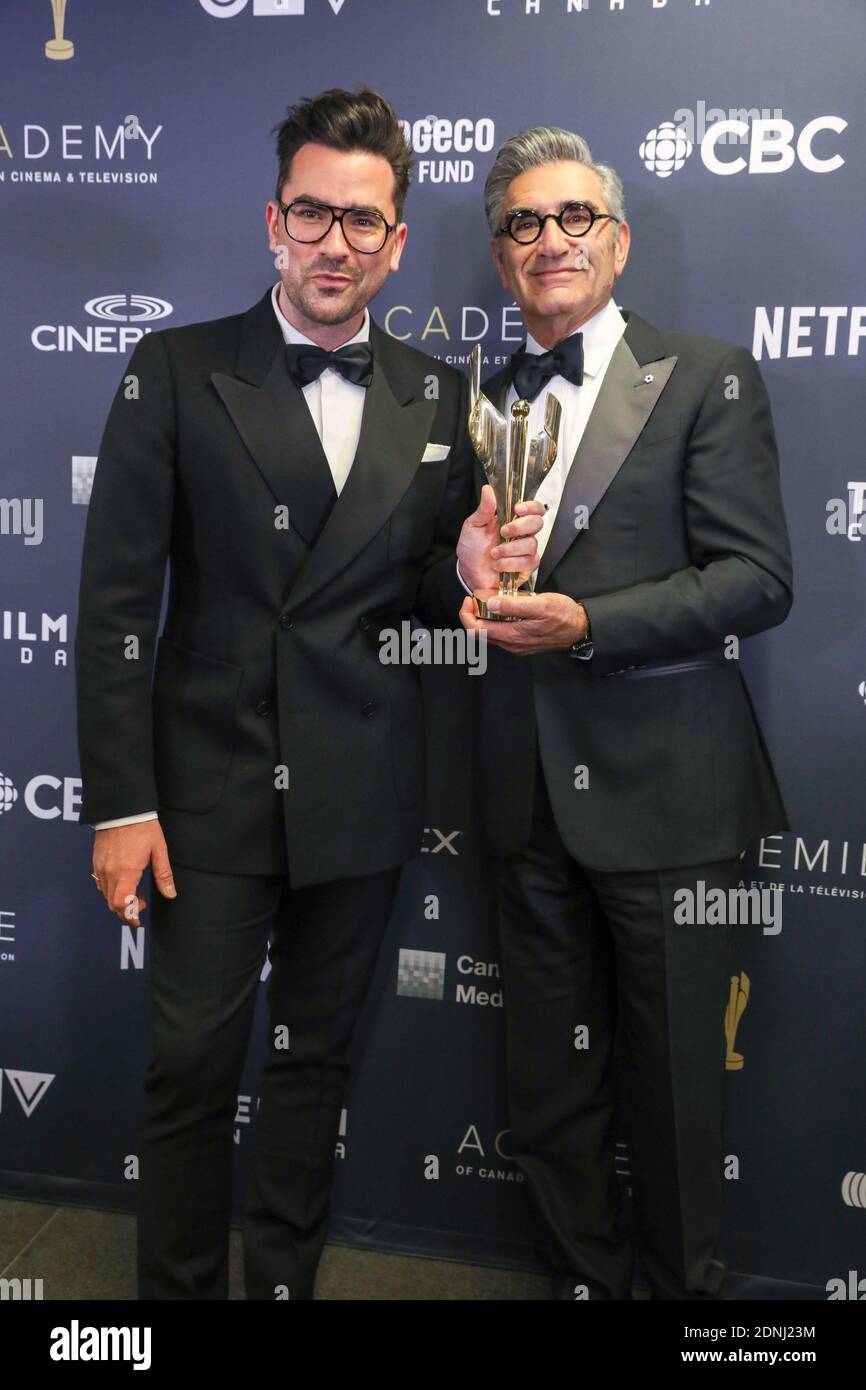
[0,1068,55,1118]
[198,0,347,16]
[640,114,846,177]
[32,294,173,352]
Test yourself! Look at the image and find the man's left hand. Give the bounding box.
[456,485,545,594]
[459,590,588,655]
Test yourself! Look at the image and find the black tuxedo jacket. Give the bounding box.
[74,287,473,886]
[475,309,793,871]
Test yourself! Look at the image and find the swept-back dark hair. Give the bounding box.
[272,87,412,219]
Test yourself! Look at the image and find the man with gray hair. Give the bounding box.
[458,127,792,1299]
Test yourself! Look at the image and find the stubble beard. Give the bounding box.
[282,265,371,330]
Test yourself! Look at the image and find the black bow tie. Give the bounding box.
[285,341,374,389]
[509,333,584,402]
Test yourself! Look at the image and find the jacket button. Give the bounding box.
[358,615,371,631]
[255,699,271,717]
[361,700,376,717]
[279,614,294,630]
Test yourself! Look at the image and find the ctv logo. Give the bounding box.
[199,0,304,15]
[640,113,846,177]
[0,1069,55,1117]
[198,1,348,15]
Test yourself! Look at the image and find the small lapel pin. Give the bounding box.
[643,373,654,384]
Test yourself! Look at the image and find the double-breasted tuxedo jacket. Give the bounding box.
[475,308,793,870]
[75,287,474,886]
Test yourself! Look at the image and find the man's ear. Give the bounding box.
[491,236,509,291]
[613,219,631,277]
[388,221,408,273]
[265,200,279,253]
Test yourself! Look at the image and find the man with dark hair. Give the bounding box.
[75,87,539,1301]
[459,126,792,1300]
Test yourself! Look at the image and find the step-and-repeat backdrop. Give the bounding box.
[1,0,864,1298]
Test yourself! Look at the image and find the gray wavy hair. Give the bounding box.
[483,126,625,243]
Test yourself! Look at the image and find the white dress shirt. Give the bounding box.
[93,285,369,830]
[509,297,626,560]
[458,297,625,596]
[271,282,369,493]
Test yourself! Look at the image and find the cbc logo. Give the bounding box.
[0,773,81,820]
[640,115,846,177]
[399,116,495,186]
[639,122,693,178]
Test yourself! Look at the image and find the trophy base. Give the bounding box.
[474,595,522,622]
[726,1054,744,1070]
[45,39,74,60]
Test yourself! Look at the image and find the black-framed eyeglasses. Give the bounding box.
[278,198,396,254]
[497,202,621,245]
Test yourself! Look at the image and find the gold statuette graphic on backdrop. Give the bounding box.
[724,970,750,1070]
[467,343,561,620]
[45,0,74,60]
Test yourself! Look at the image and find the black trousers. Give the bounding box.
[497,766,738,1300]
[137,861,400,1300]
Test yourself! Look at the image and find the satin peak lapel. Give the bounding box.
[282,352,436,612]
[537,337,677,586]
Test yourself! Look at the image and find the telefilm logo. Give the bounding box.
[0,772,82,821]
[399,116,495,185]
[32,295,173,353]
[0,1068,55,1118]
[2,609,68,665]
[198,1,348,18]
[0,115,163,186]
[744,834,866,902]
[640,112,846,178]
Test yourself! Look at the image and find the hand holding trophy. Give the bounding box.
[467,344,562,620]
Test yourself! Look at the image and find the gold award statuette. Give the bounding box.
[724,970,750,1071]
[467,343,561,620]
[45,0,74,60]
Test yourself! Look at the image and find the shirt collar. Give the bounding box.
[271,283,370,348]
[525,298,626,379]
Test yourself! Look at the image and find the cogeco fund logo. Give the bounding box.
[399,115,495,185]
[32,294,173,353]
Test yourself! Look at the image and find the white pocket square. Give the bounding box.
[421,442,451,462]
